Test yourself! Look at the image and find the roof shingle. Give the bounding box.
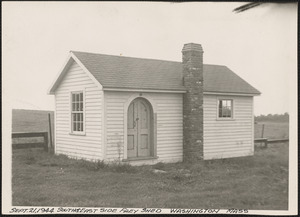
[71,51,260,95]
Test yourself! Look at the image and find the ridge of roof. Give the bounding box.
[70,50,182,64]
[70,50,230,68]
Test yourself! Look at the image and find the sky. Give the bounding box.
[2,2,297,115]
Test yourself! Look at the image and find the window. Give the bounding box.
[71,91,84,133]
[218,99,233,118]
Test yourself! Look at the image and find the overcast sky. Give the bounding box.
[2,2,297,115]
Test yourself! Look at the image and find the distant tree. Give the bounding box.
[283,112,289,121]
[255,113,289,122]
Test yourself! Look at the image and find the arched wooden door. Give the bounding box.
[127,98,152,158]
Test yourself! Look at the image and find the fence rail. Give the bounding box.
[254,138,289,148]
[268,138,289,143]
[12,132,48,151]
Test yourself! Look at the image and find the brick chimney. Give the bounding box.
[182,43,204,162]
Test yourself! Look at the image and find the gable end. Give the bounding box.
[48,52,102,95]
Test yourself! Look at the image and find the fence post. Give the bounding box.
[48,113,53,152]
[261,124,265,138]
[261,124,265,147]
[44,132,48,152]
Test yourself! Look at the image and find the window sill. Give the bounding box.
[122,156,158,162]
[69,132,86,136]
[216,118,235,121]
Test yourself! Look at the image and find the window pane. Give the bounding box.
[218,100,222,117]
[218,100,222,109]
[76,122,80,131]
[73,122,77,131]
[79,102,83,111]
[222,106,225,117]
[224,107,231,117]
[223,107,227,117]
[80,123,83,132]
[72,94,75,102]
[227,100,231,107]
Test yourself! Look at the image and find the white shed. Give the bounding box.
[48,43,260,165]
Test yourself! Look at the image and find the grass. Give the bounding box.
[12,109,55,147]
[12,143,288,210]
[12,109,54,133]
[254,120,289,139]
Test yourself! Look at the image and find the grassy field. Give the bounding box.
[12,109,54,133]
[12,109,54,145]
[12,142,288,210]
[254,121,289,139]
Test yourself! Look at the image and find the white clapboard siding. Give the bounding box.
[203,94,254,160]
[104,91,183,162]
[54,61,103,161]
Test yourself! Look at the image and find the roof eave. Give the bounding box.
[70,52,103,90]
[47,53,74,95]
[204,91,261,96]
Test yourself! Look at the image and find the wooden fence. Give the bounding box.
[12,132,48,151]
[254,138,289,148]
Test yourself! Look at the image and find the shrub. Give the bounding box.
[110,162,138,173]
[75,159,101,171]
[94,160,108,170]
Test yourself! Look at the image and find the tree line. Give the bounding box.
[255,113,289,122]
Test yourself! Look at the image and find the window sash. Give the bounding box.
[71,91,84,132]
[72,92,83,112]
[218,99,233,118]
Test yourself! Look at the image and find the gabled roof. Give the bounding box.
[48,51,261,95]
